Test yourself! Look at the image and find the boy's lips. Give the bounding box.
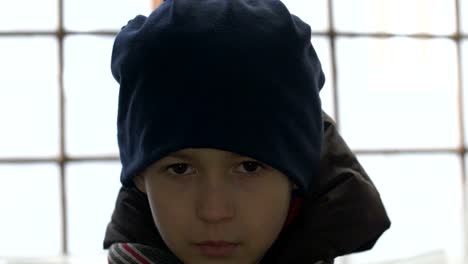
[194,241,240,257]
[195,241,238,246]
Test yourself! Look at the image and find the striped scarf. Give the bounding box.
[108,242,332,264]
[108,243,182,264]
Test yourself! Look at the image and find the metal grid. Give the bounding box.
[0,0,466,258]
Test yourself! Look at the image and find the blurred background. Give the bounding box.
[0,0,466,263]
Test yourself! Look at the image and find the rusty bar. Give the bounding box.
[57,0,68,255]
[328,1,345,263]
[454,0,467,262]
[1,30,465,39]
[352,147,462,155]
[327,0,340,130]
[0,155,119,163]
[0,31,116,36]
[0,147,465,164]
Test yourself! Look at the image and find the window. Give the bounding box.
[0,0,152,258]
[0,1,466,263]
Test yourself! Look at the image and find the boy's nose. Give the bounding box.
[195,183,235,223]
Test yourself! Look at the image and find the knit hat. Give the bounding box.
[111,0,325,194]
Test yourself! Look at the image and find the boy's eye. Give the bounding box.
[167,163,194,175]
[165,161,264,176]
[237,161,264,174]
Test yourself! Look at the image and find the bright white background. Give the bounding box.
[0,0,467,264]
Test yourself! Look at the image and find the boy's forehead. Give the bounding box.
[166,148,246,159]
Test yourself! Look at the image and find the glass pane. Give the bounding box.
[0,0,57,31]
[348,154,464,264]
[0,37,59,158]
[312,37,335,119]
[66,162,122,255]
[281,0,328,32]
[336,37,459,149]
[460,0,468,33]
[64,36,119,156]
[64,0,152,31]
[0,164,61,257]
[333,0,455,35]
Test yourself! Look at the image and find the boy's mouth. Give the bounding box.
[194,241,240,257]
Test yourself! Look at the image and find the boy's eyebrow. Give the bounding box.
[165,152,194,160]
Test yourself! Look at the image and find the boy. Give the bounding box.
[104,0,390,263]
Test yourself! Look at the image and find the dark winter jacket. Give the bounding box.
[103,111,391,263]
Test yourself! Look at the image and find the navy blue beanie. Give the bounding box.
[112,0,325,194]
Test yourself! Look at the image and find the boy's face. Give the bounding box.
[135,148,293,264]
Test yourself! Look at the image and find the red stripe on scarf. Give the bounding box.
[122,243,152,264]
